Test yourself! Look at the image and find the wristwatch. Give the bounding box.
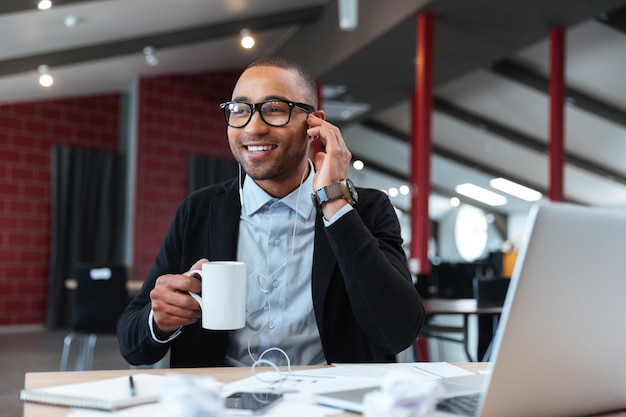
[312,179,358,211]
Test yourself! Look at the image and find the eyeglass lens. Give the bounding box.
[224,101,294,128]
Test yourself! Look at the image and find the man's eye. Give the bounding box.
[230,106,249,115]
[263,105,288,114]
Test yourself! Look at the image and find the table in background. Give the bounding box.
[64,279,143,292]
[420,299,503,362]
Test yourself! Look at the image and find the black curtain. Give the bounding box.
[46,146,126,329]
[188,154,239,192]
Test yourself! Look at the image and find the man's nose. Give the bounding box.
[244,110,270,134]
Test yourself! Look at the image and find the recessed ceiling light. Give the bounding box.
[38,65,53,87]
[455,183,507,207]
[489,178,542,202]
[38,0,52,10]
[321,85,347,99]
[143,46,158,66]
[240,29,255,49]
[64,15,79,28]
[322,100,370,122]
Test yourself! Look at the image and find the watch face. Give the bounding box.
[346,179,358,204]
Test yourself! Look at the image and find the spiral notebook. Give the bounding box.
[20,373,165,411]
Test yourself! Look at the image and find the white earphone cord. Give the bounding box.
[243,139,313,386]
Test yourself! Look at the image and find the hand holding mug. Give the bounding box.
[186,261,247,330]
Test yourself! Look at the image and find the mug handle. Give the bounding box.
[186,269,202,309]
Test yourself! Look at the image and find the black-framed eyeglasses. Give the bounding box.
[219,99,315,128]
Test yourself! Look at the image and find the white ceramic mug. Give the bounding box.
[187,261,247,330]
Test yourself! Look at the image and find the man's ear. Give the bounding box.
[313,109,326,121]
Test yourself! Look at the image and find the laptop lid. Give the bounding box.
[477,203,626,417]
[314,203,626,417]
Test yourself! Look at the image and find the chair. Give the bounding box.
[415,268,476,362]
[473,276,510,307]
[473,277,510,361]
[60,264,128,371]
[417,310,473,362]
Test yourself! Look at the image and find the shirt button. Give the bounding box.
[268,322,275,329]
[274,238,281,246]
[272,281,279,288]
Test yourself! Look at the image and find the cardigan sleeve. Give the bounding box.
[323,188,425,354]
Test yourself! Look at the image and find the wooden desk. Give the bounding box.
[23,364,485,417]
[22,363,626,417]
[421,299,503,362]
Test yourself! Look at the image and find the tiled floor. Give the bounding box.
[0,327,129,417]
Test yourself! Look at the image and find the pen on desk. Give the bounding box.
[129,375,136,397]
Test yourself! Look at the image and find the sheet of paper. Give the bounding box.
[67,363,473,417]
[323,362,473,380]
[219,362,472,416]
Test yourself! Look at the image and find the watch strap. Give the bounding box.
[312,180,354,211]
[322,182,345,201]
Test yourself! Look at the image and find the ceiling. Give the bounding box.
[2,0,625,231]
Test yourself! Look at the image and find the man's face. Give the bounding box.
[227,66,312,187]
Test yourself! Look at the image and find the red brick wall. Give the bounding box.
[133,70,239,282]
[0,68,240,326]
[0,95,121,325]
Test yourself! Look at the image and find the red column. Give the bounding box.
[412,11,434,362]
[549,27,565,202]
[411,12,433,275]
[312,83,324,155]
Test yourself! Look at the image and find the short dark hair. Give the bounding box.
[246,56,318,108]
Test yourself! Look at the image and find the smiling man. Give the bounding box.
[117,57,425,368]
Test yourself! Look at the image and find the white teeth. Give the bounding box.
[247,145,274,152]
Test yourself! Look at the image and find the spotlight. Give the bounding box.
[338,0,358,31]
[64,15,79,28]
[240,29,255,49]
[38,65,54,87]
[143,46,158,66]
[38,0,52,10]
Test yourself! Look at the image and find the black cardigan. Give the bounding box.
[117,177,425,367]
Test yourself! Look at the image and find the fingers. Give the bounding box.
[307,113,352,190]
[150,269,203,333]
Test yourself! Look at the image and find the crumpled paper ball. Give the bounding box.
[156,373,224,417]
[363,369,444,417]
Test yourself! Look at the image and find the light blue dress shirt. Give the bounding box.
[147,162,354,363]
[226,166,326,366]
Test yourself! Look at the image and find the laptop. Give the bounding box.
[314,203,626,416]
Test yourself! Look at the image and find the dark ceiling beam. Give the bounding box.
[434,97,546,153]
[361,118,549,196]
[490,59,626,128]
[434,97,626,187]
[349,150,509,216]
[0,0,90,15]
[0,6,322,77]
[595,4,626,33]
[360,117,594,208]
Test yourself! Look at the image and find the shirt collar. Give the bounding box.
[241,160,315,219]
